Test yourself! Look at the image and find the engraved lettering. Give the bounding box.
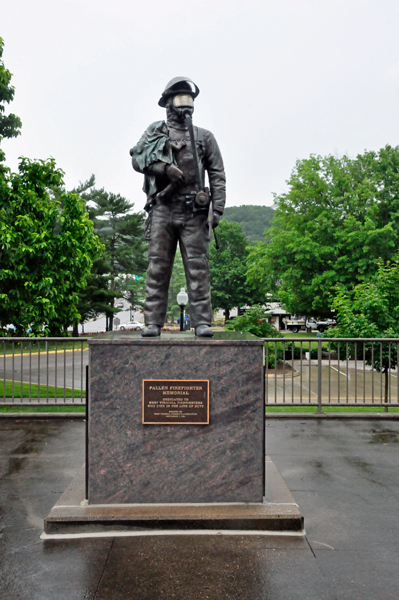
[143,379,209,425]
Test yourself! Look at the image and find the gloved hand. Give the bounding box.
[165,164,185,185]
[212,212,221,228]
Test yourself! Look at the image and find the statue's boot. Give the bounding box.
[141,325,161,337]
[195,325,213,338]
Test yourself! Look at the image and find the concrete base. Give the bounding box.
[42,457,304,539]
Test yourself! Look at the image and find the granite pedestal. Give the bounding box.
[42,458,304,537]
[43,331,305,537]
[88,332,265,504]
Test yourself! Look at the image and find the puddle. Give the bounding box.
[345,456,371,471]
[6,426,46,475]
[7,457,24,475]
[370,429,399,444]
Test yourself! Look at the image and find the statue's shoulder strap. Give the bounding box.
[196,126,206,145]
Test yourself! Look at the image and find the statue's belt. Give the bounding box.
[153,192,208,211]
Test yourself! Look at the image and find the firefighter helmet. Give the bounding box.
[158,76,200,107]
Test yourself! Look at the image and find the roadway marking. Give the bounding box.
[2,348,88,358]
[330,366,349,378]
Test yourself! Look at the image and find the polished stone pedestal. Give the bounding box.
[43,332,305,538]
[42,458,304,538]
[88,332,265,504]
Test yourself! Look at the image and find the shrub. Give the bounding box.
[225,306,282,339]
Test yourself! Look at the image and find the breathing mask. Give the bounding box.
[170,94,194,119]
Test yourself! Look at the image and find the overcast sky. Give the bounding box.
[2,0,399,210]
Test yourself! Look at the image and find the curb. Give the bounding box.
[266,412,399,420]
[0,413,85,419]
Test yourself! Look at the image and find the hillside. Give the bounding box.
[222,205,275,242]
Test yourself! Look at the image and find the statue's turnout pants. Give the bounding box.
[144,200,212,328]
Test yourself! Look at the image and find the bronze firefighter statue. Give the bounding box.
[130,76,226,337]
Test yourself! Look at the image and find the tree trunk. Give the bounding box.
[105,314,109,332]
[72,323,79,337]
[224,308,230,322]
[109,304,114,331]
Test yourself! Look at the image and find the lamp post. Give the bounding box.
[176,287,188,332]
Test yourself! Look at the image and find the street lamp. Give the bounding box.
[177,287,188,332]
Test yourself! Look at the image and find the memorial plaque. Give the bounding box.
[142,380,209,425]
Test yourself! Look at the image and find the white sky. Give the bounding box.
[2,0,399,209]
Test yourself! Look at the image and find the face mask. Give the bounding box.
[172,94,194,108]
[169,94,194,119]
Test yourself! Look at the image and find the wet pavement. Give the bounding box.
[0,418,398,599]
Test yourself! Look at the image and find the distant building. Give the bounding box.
[265,304,290,331]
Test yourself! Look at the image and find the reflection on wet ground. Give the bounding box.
[0,418,399,599]
[370,428,399,444]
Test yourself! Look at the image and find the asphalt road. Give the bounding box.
[1,418,398,599]
[71,304,144,334]
[1,349,88,395]
[267,360,399,406]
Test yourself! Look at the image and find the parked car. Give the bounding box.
[116,301,124,309]
[119,321,144,331]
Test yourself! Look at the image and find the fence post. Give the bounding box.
[317,339,322,414]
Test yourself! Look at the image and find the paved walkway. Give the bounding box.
[0,418,398,599]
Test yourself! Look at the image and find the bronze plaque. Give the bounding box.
[142,380,209,425]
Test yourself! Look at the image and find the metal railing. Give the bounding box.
[264,337,399,412]
[2,335,399,411]
[0,337,88,405]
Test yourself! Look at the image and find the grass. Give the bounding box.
[267,332,332,355]
[266,405,399,413]
[0,380,83,399]
[0,405,86,413]
[279,332,318,339]
[0,340,89,355]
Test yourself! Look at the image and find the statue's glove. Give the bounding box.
[165,163,185,185]
[212,212,222,229]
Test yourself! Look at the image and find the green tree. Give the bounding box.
[223,205,275,242]
[225,306,282,368]
[248,146,399,317]
[69,178,117,331]
[0,37,22,161]
[82,186,147,331]
[75,270,115,327]
[210,220,263,320]
[328,260,399,402]
[0,158,102,335]
[125,275,146,314]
